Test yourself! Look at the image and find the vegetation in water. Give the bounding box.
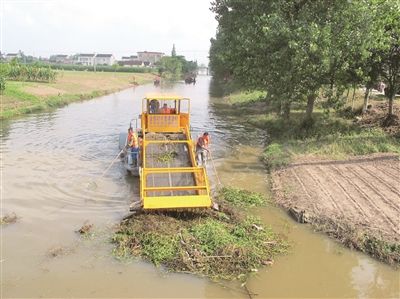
[76,221,95,239]
[312,217,400,265]
[0,213,18,225]
[112,189,288,281]
[217,187,267,207]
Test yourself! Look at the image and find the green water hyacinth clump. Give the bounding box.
[217,187,267,207]
[112,192,287,281]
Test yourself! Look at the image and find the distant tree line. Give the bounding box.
[47,63,156,74]
[209,0,400,121]
[156,45,198,81]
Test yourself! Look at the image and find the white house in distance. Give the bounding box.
[94,54,115,66]
[121,55,138,61]
[75,54,95,66]
[49,54,70,64]
[137,51,164,64]
[118,60,144,67]
[5,53,22,61]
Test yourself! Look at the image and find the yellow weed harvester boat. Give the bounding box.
[128,94,213,211]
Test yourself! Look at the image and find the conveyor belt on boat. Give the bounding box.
[144,132,197,197]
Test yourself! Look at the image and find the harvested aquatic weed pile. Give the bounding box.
[112,187,288,280]
[217,186,267,207]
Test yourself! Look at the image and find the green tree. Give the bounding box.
[171,44,176,57]
[159,56,182,81]
[209,0,382,122]
[158,54,197,81]
[375,0,400,118]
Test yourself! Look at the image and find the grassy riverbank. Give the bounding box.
[225,91,400,169]
[112,187,288,281]
[226,90,400,265]
[0,70,154,119]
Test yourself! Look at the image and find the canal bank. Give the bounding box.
[1,77,399,298]
[0,70,154,119]
[218,90,400,265]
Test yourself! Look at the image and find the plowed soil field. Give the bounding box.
[273,154,400,245]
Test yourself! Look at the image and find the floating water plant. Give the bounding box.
[112,188,288,280]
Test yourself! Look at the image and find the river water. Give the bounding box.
[1,77,399,298]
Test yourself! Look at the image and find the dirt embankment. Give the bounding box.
[359,101,400,136]
[272,153,400,264]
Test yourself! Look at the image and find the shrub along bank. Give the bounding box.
[48,63,156,74]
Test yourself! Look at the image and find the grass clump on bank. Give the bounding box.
[256,112,400,170]
[112,188,288,281]
[217,187,267,207]
[227,90,267,105]
[313,217,400,265]
[263,143,292,170]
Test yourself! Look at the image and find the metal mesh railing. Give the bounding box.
[142,167,209,197]
[147,115,179,131]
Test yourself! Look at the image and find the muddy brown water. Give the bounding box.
[1,77,399,298]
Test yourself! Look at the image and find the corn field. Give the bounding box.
[0,62,57,82]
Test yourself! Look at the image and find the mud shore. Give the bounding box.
[272,153,400,265]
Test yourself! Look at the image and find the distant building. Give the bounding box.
[5,53,21,61]
[121,55,138,61]
[137,51,164,65]
[75,53,95,66]
[49,54,70,64]
[94,54,115,66]
[197,66,209,76]
[118,60,144,67]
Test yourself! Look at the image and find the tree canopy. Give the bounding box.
[209,0,400,119]
[158,49,198,81]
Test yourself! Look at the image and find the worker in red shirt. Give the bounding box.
[196,132,210,166]
[161,103,171,114]
[128,129,139,167]
[127,128,133,145]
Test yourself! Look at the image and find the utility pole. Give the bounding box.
[94,53,97,72]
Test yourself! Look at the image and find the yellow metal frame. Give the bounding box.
[141,95,190,133]
[141,167,211,210]
[138,95,212,210]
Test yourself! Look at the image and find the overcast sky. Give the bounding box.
[1,0,218,65]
